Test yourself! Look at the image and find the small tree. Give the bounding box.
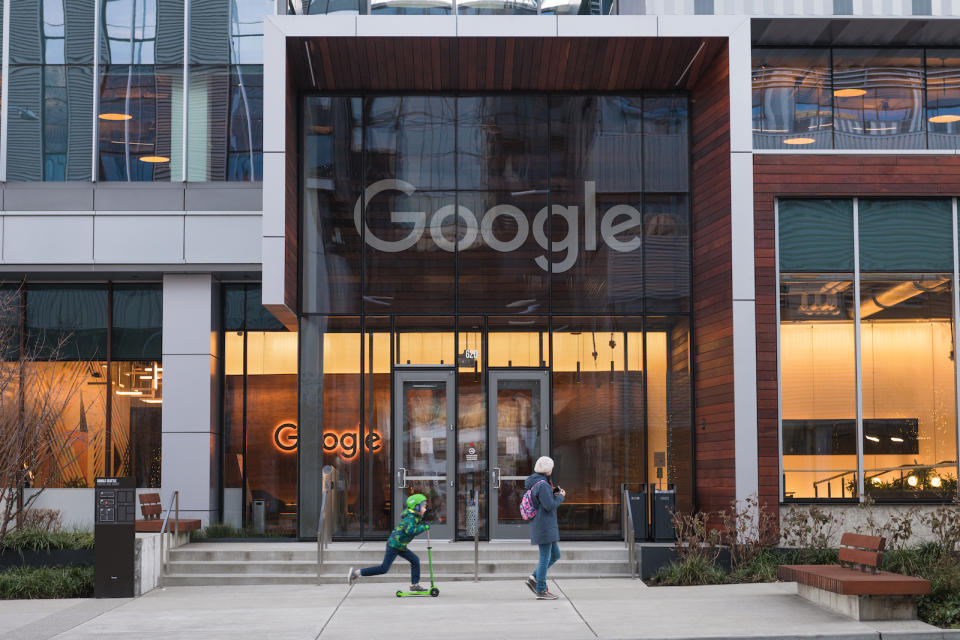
[0,287,90,544]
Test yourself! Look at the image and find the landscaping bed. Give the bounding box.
[0,565,93,599]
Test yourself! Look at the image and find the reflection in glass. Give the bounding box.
[860,275,957,500]
[752,49,832,149]
[10,1,95,65]
[26,285,108,360]
[190,0,272,65]
[644,195,689,314]
[401,380,449,526]
[7,65,93,181]
[302,97,363,313]
[457,0,538,13]
[371,0,453,13]
[644,97,688,192]
[457,316,486,538]
[365,317,392,535]
[493,377,542,526]
[780,274,857,499]
[365,96,456,190]
[188,65,263,181]
[858,199,953,272]
[101,0,184,65]
[112,285,162,360]
[833,49,924,150]
[305,0,366,14]
[926,50,960,150]
[99,65,183,181]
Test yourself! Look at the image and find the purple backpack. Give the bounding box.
[520,479,548,521]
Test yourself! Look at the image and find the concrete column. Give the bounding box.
[161,274,221,526]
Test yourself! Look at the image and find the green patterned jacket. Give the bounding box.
[387,508,430,551]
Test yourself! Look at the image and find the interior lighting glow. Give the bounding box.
[834,88,867,97]
[930,114,960,124]
[907,475,919,487]
[99,113,133,121]
[871,477,883,486]
[783,137,815,145]
[930,476,942,488]
[139,156,170,163]
[890,437,904,442]
[141,398,162,404]
[115,390,143,396]
[138,375,153,380]
[865,435,880,442]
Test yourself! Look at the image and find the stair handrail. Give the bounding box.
[317,465,335,582]
[159,490,180,576]
[622,485,637,579]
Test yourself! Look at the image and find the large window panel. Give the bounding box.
[112,285,162,360]
[752,49,832,149]
[187,65,262,181]
[190,0,271,65]
[644,194,689,314]
[833,49,925,150]
[457,0,538,13]
[858,199,953,272]
[10,0,95,65]
[372,0,453,14]
[778,199,854,272]
[26,285,108,360]
[780,274,857,499]
[99,65,183,181]
[860,274,957,500]
[643,96,688,192]
[7,65,93,181]
[926,50,960,150]
[109,360,162,487]
[302,97,363,314]
[101,0,184,65]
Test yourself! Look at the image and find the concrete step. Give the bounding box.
[165,559,631,576]
[159,572,631,587]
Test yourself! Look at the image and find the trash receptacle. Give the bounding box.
[651,484,676,542]
[627,487,647,541]
[251,499,266,534]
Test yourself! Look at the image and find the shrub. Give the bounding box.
[781,505,840,549]
[1,527,94,552]
[18,509,62,533]
[190,523,284,540]
[719,494,779,570]
[670,509,722,564]
[924,502,960,558]
[0,566,93,599]
[650,555,728,586]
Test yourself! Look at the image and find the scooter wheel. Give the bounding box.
[430,587,439,597]
[396,591,402,598]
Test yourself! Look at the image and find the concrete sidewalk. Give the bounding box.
[2,579,959,640]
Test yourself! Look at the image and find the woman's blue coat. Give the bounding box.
[525,472,565,545]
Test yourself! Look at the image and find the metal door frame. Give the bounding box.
[393,368,456,540]
[488,369,550,539]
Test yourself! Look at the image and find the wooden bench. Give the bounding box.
[778,533,930,621]
[134,493,202,533]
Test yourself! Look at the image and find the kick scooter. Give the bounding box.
[395,527,439,597]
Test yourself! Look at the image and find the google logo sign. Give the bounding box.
[273,422,383,460]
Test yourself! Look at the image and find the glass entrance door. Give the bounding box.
[489,370,550,538]
[393,369,456,540]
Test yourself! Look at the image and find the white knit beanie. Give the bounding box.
[534,456,554,474]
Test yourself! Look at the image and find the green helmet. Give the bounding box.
[405,493,427,511]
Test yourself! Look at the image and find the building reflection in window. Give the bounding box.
[752,49,832,149]
[926,50,960,150]
[371,0,453,14]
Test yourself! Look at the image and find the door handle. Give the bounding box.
[397,467,407,489]
[492,467,501,489]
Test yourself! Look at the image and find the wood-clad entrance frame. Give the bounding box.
[261,15,759,524]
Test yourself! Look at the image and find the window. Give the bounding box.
[778,198,960,502]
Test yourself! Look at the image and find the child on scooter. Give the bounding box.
[348,494,430,591]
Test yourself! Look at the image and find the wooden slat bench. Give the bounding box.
[778,533,930,621]
[134,493,202,533]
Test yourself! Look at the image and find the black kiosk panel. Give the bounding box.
[94,477,136,598]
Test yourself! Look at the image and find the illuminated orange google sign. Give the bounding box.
[273,422,383,459]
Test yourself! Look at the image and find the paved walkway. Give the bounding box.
[2,579,958,640]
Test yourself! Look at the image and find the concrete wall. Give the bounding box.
[779,503,954,547]
[135,531,190,596]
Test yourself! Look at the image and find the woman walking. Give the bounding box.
[524,456,565,600]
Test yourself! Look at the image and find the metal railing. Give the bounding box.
[622,486,637,579]
[159,490,180,576]
[316,465,336,582]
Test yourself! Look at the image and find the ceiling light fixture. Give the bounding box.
[99,113,133,120]
[783,137,815,145]
[141,398,163,404]
[115,390,143,396]
[930,114,960,124]
[834,88,867,97]
[865,435,880,442]
[139,156,170,163]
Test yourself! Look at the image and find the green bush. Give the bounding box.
[650,555,728,586]
[1,528,94,552]
[0,566,93,599]
[884,543,960,629]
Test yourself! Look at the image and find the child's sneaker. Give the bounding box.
[409,584,428,592]
[536,589,559,600]
[524,574,537,594]
[347,567,359,585]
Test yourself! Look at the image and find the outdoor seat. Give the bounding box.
[778,533,929,621]
[134,492,202,533]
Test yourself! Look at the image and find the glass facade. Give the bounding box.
[754,48,960,150]
[221,284,298,534]
[779,198,959,502]
[6,283,163,489]
[300,93,692,539]
[294,0,614,15]
[3,0,265,182]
